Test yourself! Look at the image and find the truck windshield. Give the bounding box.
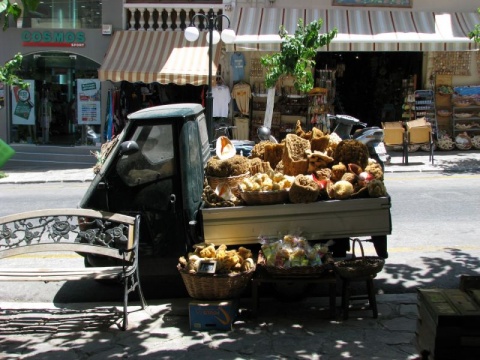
[116,124,175,187]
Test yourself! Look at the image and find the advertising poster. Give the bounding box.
[11,80,35,125]
[0,82,5,108]
[77,79,101,125]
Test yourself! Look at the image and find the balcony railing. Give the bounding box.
[124,4,226,31]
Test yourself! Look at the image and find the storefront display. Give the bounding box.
[6,53,101,146]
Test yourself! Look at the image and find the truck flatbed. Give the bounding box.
[201,196,391,245]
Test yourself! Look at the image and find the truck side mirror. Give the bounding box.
[118,141,139,156]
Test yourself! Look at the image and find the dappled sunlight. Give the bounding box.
[377,247,480,293]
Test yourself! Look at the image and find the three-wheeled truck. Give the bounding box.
[79,103,391,278]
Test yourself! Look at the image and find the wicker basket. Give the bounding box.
[437,110,452,117]
[333,239,385,279]
[257,251,334,278]
[178,268,255,300]
[239,189,289,205]
[453,100,473,107]
[206,172,249,197]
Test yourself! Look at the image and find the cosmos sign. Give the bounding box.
[21,31,85,48]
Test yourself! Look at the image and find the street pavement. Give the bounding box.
[0,149,479,359]
[1,148,479,185]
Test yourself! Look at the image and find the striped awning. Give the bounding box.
[98,31,222,84]
[229,7,480,52]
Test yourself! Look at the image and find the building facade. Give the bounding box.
[1,0,479,165]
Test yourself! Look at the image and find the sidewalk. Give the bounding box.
[1,149,479,184]
[0,294,420,360]
[1,150,479,359]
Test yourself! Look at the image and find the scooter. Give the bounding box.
[328,114,391,168]
[326,114,390,259]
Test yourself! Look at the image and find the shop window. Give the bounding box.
[22,0,102,29]
[10,52,101,146]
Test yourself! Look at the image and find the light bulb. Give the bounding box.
[207,30,221,44]
[185,26,199,42]
[221,28,236,44]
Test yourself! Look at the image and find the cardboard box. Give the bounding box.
[189,300,238,331]
[407,117,431,144]
[382,121,405,146]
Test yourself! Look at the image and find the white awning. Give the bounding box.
[98,31,221,84]
[229,7,480,52]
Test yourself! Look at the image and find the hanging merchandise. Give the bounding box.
[212,80,231,118]
[105,90,113,141]
[230,52,246,82]
[231,82,252,116]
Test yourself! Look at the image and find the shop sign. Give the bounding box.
[21,31,85,48]
[11,80,35,125]
[77,79,101,125]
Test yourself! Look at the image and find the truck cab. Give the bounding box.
[79,104,210,270]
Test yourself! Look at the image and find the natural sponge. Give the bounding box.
[289,174,320,203]
[205,155,249,177]
[329,180,354,200]
[333,139,369,169]
[282,134,310,176]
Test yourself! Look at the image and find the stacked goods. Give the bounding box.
[204,141,250,206]
[260,235,330,268]
[237,171,293,205]
[257,235,334,277]
[203,121,388,207]
[178,243,255,275]
[177,243,256,300]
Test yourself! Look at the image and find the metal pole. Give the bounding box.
[206,10,214,143]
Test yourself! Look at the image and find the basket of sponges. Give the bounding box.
[177,243,255,300]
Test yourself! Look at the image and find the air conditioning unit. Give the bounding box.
[102,24,112,35]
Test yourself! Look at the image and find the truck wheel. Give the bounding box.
[330,238,350,258]
[371,235,388,259]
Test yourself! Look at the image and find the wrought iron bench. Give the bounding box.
[0,208,147,330]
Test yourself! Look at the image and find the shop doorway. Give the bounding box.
[11,52,100,146]
[315,52,423,127]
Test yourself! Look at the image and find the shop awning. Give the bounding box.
[229,7,480,52]
[98,31,222,85]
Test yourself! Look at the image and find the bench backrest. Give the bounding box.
[0,208,138,262]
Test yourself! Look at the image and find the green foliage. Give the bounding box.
[260,19,337,93]
[469,8,480,44]
[0,1,39,88]
[0,0,39,31]
[0,53,28,89]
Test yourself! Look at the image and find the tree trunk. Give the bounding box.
[263,87,276,129]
